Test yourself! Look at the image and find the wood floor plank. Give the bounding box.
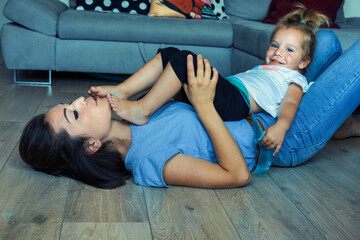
[144,186,240,240]
[1,67,359,239]
[0,65,13,90]
[60,222,152,240]
[0,222,62,240]
[216,174,325,240]
[63,179,149,223]
[34,91,86,115]
[0,121,25,172]
[310,140,360,199]
[269,164,360,240]
[0,151,69,239]
[332,138,360,156]
[0,85,47,122]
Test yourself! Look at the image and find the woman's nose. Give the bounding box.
[73,96,86,107]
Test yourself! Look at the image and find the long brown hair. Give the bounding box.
[19,114,131,189]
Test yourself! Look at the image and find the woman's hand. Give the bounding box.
[164,54,251,188]
[183,54,218,111]
[163,56,251,188]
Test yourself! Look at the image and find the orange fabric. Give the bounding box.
[245,116,265,166]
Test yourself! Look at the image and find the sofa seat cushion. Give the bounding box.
[58,9,233,47]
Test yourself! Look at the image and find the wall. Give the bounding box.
[344,0,360,18]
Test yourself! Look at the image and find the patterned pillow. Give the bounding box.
[211,0,228,19]
[263,0,344,28]
[75,0,151,15]
[149,0,217,19]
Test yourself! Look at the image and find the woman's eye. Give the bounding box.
[74,110,78,120]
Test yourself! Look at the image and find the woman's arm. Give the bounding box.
[163,55,251,188]
[260,83,304,155]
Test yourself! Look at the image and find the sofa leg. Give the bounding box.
[13,70,52,85]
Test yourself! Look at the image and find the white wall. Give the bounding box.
[344,0,360,18]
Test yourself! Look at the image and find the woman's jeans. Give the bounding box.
[257,39,360,167]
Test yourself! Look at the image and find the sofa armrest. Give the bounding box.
[4,0,68,36]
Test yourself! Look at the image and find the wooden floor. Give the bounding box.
[0,61,359,240]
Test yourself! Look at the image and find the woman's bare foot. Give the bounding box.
[107,93,150,125]
[332,115,360,139]
[88,85,127,99]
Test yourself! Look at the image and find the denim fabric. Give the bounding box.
[256,40,360,167]
[306,30,343,83]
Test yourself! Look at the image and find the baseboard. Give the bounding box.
[0,38,4,66]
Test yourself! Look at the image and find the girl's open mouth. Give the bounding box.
[271,60,283,65]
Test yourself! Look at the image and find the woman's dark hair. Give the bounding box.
[19,114,131,189]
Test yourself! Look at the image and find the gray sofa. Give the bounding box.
[1,0,360,84]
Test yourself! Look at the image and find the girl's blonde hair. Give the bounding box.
[271,4,330,74]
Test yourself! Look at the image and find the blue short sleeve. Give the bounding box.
[133,148,179,187]
[125,102,257,188]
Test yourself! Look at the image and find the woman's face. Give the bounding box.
[46,96,112,139]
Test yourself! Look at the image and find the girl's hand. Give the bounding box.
[183,54,218,110]
[260,123,287,156]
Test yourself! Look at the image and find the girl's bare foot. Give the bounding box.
[88,85,127,99]
[332,115,360,139]
[107,93,150,125]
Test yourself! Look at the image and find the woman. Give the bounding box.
[20,58,254,189]
[19,39,360,189]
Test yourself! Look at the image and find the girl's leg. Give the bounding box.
[168,50,250,121]
[108,62,183,125]
[109,50,250,125]
[89,48,181,99]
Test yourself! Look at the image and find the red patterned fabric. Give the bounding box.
[263,0,344,28]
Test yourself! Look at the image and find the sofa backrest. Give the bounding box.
[69,0,76,8]
[224,0,271,21]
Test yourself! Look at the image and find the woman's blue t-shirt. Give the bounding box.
[125,102,257,187]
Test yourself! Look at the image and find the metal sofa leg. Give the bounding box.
[13,70,52,85]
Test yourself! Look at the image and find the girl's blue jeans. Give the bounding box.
[256,38,360,167]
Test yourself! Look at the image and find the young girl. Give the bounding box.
[89,6,329,155]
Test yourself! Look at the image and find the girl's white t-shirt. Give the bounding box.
[233,65,308,117]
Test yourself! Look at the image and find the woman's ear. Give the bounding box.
[84,138,102,155]
[299,56,311,70]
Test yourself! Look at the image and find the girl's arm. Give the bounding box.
[260,83,304,155]
[162,55,251,188]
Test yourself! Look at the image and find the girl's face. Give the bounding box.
[265,27,310,71]
[46,96,112,140]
